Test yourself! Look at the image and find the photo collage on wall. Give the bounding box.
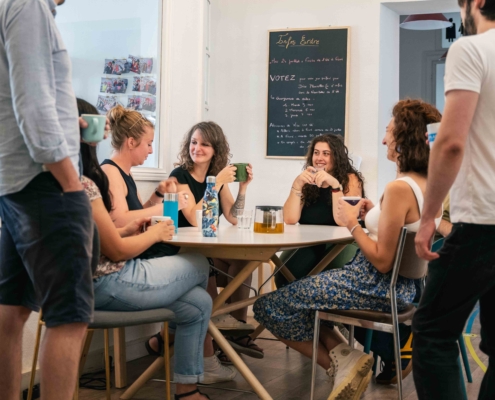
[97,55,156,115]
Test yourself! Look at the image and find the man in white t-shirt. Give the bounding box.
[415,0,495,398]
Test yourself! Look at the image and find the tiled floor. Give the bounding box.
[78,312,486,399]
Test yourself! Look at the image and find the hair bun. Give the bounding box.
[107,104,126,128]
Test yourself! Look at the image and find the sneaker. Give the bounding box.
[211,314,255,335]
[375,359,413,385]
[202,355,237,384]
[376,331,413,385]
[326,344,374,400]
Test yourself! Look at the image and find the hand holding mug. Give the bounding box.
[121,217,151,237]
[294,167,316,189]
[337,197,364,228]
[314,170,338,189]
[359,199,375,220]
[216,165,236,188]
[177,191,189,211]
[239,164,254,188]
[148,218,175,241]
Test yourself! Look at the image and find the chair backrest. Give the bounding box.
[390,228,428,286]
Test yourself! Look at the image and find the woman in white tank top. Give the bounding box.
[254,100,443,400]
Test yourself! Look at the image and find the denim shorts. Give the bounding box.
[0,172,94,327]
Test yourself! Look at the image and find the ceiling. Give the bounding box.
[383,0,460,15]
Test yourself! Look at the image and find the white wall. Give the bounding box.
[208,0,397,206]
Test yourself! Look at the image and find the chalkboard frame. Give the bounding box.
[265,27,351,159]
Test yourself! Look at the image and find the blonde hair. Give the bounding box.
[107,105,154,150]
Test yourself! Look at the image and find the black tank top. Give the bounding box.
[101,159,179,258]
[169,166,223,227]
[299,186,338,226]
[101,159,142,211]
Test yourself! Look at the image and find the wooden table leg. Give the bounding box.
[113,327,127,388]
[208,321,272,399]
[212,261,261,312]
[307,243,352,276]
[270,253,297,282]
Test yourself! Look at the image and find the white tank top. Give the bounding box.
[365,177,442,242]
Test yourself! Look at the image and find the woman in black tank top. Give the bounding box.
[171,121,264,360]
[276,134,364,288]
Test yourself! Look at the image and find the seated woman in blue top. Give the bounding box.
[277,134,364,288]
[170,122,263,360]
[254,99,443,400]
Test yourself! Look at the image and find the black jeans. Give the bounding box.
[412,223,495,400]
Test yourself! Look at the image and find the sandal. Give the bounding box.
[212,340,233,364]
[145,331,175,357]
[226,335,264,359]
[175,388,210,399]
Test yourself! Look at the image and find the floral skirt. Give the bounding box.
[253,250,416,342]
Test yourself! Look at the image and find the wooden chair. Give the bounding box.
[28,309,175,400]
[310,227,422,400]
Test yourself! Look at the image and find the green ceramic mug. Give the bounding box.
[81,114,107,143]
[233,163,249,182]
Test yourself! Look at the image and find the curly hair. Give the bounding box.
[175,121,231,176]
[392,99,442,176]
[301,134,365,206]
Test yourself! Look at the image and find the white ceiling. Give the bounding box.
[383,0,460,15]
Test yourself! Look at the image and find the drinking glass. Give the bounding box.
[237,209,253,229]
[163,193,179,234]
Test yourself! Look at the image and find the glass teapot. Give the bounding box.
[254,206,284,234]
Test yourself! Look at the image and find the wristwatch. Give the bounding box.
[331,184,343,193]
[154,189,165,198]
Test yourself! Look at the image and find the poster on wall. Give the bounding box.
[100,78,128,94]
[127,55,154,74]
[266,27,350,158]
[96,95,118,114]
[132,76,156,94]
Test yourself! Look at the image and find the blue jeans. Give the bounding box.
[92,253,212,384]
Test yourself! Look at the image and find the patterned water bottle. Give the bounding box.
[202,176,219,237]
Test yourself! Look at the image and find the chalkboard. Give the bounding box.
[266,27,350,158]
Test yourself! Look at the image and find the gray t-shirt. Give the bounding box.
[0,0,80,196]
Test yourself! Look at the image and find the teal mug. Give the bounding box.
[81,114,107,143]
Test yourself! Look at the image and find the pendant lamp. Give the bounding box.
[400,14,453,30]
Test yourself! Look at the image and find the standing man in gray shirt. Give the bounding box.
[0,0,94,399]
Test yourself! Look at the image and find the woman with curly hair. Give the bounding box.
[254,99,443,400]
[276,134,365,288]
[167,121,261,378]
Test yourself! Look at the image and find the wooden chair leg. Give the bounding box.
[164,322,171,400]
[28,313,44,400]
[104,329,112,400]
[258,264,264,294]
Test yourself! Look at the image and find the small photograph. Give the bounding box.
[141,95,156,112]
[96,95,118,114]
[103,59,126,75]
[128,55,140,74]
[100,78,128,94]
[132,76,142,92]
[139,58,153,74]
[143,76,157,95]
[127,95,142,110]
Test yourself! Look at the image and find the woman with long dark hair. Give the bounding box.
[77,99,212,400]
[276,134,364,288]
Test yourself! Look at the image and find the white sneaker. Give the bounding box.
[326,344,374,400]
[202,355,237,384]
[211,314,255,331]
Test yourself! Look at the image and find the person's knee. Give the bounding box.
[0,305,31,329]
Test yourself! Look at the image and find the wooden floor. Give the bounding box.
[78,313,486,400]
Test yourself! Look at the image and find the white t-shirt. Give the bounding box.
[445,29,495,224]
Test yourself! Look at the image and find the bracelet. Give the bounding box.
[349,223,360,234]
[291,187,302,197]
[154,189,164,198]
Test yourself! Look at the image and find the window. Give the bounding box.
[56,0,167,179]
[204,0,211,114]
